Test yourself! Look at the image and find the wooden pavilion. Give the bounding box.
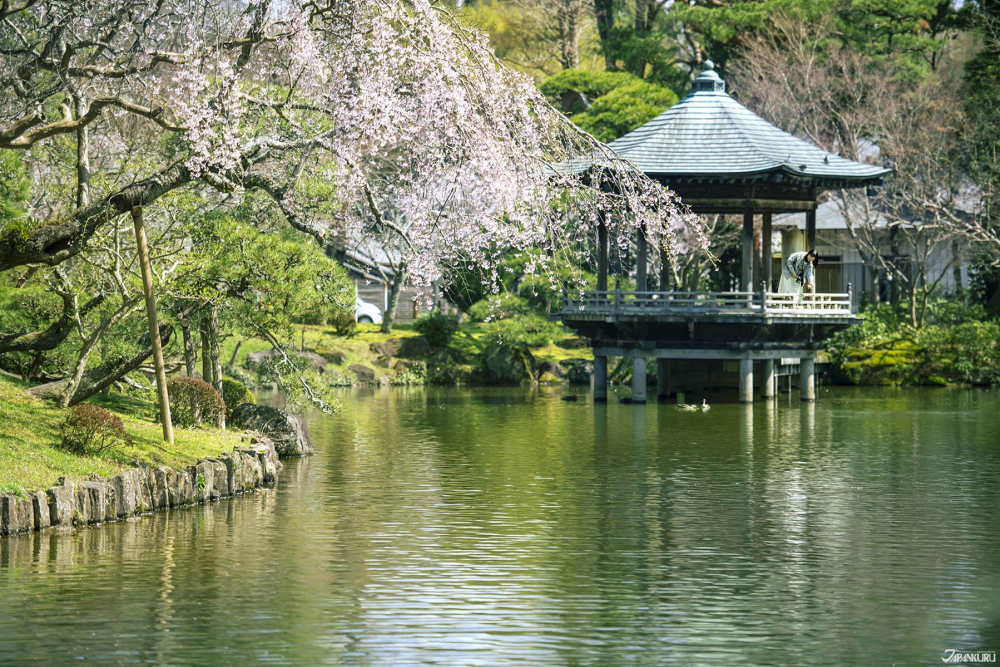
[561,62,890,403]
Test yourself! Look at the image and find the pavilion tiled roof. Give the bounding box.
[606,63,890,187]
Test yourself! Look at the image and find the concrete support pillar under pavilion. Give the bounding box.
[761,359,776,398]
[800,357,816,402]
[739,355,753,403]
[632,357,647,403]
[594,355,608,402]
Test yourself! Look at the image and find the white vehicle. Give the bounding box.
[355,296,383,325]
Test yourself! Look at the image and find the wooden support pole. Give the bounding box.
[632,356,647,403]
[132,206,173,446]
[739,355,753,403]
[656,358,670,400]
[742,206,754,291]
[800,357,816,402]
[761,359,776,398]
[636,227,647,291]
[762,212,773,291]
[594,355,608,402]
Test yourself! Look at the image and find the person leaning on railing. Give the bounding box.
[778,250,818,302]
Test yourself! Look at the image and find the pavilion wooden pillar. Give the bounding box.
[632,228,648,402]
[760,216,775,397]
[659,248,670,291]
[657,247,671,400]
[594,214,609,402]
[741,206,754,291]
[597,215,609,292]
[762,212,773,291]
[806,208,817,252]
[635,228,647,291]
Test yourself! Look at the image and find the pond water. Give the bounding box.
[1,386,999,666]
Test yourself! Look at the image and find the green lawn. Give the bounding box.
[0,376,244,494]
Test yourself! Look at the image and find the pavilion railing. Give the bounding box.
[562,285,853,317]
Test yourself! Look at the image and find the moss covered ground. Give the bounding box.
[0,376,244,495]
[220,321,593,380]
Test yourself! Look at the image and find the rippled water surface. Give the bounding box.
[2,386,999,666]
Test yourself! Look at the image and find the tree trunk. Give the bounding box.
[593,0,616,71]
[208,306,223,392]
[629,0,650,77]
[75,96,90,209]
[381,268,407,334]
[180,316,197,377]
[201,318,212,384]
[227,339,242,372]
[30,325,173,406]
[56,298,138,408]
[558,5,581,69]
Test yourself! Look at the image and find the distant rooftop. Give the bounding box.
[606,62,890,188]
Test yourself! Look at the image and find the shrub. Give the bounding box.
[167,377,226,428]
[220,377,255,418]
[329,310,357,336]
[60,404,129,455]
[413,310,459,348]
[491,313,565,348]
[467,294,534,322]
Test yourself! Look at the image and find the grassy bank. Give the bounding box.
[0,376,244,494]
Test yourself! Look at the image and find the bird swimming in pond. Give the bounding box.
[701,399,710,411]
[676,403,698,411]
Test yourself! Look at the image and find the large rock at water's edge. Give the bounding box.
[47,481,75,526]
[560,358,594,385]
[482,342,536,384]
[168,467,196,507]
[30,491,50,530]
[230,404,313,457]
[348,364,376,384]
[315,348,347,365]
[537,361,566,383]
[369,336,430,358]
[75,481,114,524]
[111,469,142,517]
[250,437,282,485]
[1,494,33,535]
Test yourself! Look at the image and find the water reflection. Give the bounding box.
[1,387,999,666]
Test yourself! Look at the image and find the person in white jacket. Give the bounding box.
[778,249,817,297]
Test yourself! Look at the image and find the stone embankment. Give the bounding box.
[1,404,313,537]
